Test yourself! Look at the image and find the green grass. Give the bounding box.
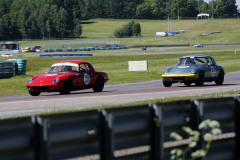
[17,19,240,48]
[79,19,240,44]
[1,19,240,97]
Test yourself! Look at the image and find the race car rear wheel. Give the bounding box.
[215,70,224,85]
[93,77,104,92]
[163,81,172,87]
[29,91,41,96]
[195,71,204,86]
[60,79,72,94]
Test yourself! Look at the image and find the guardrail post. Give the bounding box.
[99,109,114,160]
[235,96,240,160]
[32,116,50,160]
[193,100,204,149]
[149,103,163,160]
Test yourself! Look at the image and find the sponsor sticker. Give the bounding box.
[84,73,90,85]
[46,74,57,76]
[178,66,189,68]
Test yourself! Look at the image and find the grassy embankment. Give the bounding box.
[1,19,240,97]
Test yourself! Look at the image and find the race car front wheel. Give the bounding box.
[195,71,205,86]
[60,79,72,94]
[163,80,172,87]
[93,77,104,92]
[29,91,41,96]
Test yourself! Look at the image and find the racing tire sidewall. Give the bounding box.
[29,91,41,96]
[195,71,205,86]
[93,77,104,92]
[163,80,172,87]
[60,79,72,94]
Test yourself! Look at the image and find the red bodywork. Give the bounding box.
[26,60,109,94]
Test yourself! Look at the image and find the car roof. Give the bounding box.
[181,54,213,58]
[54,60,89,65]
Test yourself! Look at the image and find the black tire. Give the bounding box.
[59,79,72,94]
[93,77,104,92]
[195,71,205,86]
[163,81,172,87]
[184,82,191,86]
[215,70,224,85]
[29,91,41,96]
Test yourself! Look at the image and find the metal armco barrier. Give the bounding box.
[40,54,93,57]
[0,96,239,160]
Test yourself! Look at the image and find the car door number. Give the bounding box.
[211,68,216,77]
[84,73,90,85]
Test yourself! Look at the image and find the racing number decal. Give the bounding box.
[211,68,216,77]
[84,73,90,85]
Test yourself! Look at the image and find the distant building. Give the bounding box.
[0,41,19,50]
[197,13,210,19]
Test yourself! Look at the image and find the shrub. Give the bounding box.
[114,21,141,38]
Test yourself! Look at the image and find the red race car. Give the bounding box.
[26,60,109,96]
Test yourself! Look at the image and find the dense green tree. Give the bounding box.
[215,0,238,17]
[0,0,14,40]
[171,0,199,19]
[198,0,209,13]
[0,0,238,40]
[0,14,12,40]
[183,0,198,18]
[136,0,166,19]
[73,21,82,37]
[151,0,166,19]
[136,0,154,19]
[56,7,68,38]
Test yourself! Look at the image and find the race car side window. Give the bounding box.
[79,64,90,73]
[207,58,215,66]
[50,66,61,72]
[84,64,90,73]
[195,57,207,65]
[79,64,86,73]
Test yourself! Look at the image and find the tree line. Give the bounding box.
[0,0,238,40]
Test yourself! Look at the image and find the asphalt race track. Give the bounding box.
[0,72,240,119]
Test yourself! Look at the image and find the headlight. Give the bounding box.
[189,69,196,74]
[27,78,34,84]
[163,69,171,74]
[52,78,59,83]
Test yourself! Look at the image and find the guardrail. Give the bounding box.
[0,96,239,160]
[40,54,93,57]
[132,44,190,48]
[43,46,128,52]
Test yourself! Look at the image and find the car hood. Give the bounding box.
[29,72,74,86]
[164,65,200,74]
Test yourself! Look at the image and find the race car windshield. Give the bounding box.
[177,57,207,66]
[49,65,79,73]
